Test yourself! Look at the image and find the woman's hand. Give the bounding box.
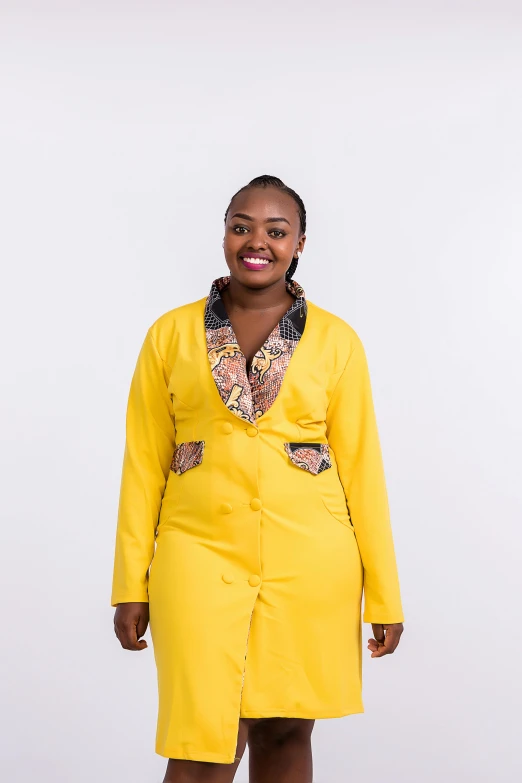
[368,622,403,658]
[114,602,150,651]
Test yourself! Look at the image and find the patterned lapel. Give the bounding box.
[204,275,307,425]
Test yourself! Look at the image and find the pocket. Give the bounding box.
[320,496,355,531]
[284,442,332,475]
[284,442,355,531]
[170,440,205,475]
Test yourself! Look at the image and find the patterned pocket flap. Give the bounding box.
[171,440,205,475]
[284,442,332,474]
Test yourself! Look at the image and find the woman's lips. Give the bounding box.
[240,256,272,271]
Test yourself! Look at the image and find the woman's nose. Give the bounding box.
[247,229,268,248]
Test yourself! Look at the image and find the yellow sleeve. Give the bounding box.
[326,336,404,624]
[110,329,175,607]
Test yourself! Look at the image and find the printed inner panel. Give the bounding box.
[171,440,205,475]
[284,442,332,475]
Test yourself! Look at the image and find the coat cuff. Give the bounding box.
[363,610,404,624]
[110,590,149,607]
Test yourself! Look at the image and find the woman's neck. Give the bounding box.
[222,276,294,313]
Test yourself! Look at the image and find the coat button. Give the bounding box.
[222,422,233,434]
[250,498,262,511]
[246,426,258,437]
[220,502,233,514]
[248,574,261,587]
[222,573,234,584]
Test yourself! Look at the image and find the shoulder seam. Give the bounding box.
[147,328,173,375]
[329,341,358,396]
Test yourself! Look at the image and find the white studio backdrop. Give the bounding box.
[1,2,521,781]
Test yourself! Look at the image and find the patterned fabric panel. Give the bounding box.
[171,440,205,475]
[204,276,307,425]
[284,442,332,474]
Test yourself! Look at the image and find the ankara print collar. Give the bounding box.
[204,275,307,425]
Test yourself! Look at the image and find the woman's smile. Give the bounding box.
[240,254,273,270]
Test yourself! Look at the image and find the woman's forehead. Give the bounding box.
[229,187,299,222]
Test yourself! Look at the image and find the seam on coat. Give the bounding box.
[327,343,357,403]
[147,328,173,376]
[238,601,257,713]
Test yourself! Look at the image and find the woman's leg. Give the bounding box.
[162,718,249,783]
[247,718,315,783]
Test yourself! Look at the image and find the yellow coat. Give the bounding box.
[111,277,404,764]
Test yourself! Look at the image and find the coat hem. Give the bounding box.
[239,705,365,718]
[154,706,365,763]
[155,747,238,764]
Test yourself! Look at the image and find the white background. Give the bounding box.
[1,1,521,781]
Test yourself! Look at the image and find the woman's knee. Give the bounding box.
[247,717,315,750]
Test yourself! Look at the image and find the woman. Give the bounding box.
[111,175,405,783]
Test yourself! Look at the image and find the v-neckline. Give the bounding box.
[220,288,296,370]
[204,276,307,425]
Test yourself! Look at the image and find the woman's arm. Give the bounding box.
[110,328,175,607]
[325,334,404,625]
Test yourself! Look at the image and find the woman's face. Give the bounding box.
[223,186,306,288]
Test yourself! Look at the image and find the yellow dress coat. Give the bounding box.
[111,276,404,764]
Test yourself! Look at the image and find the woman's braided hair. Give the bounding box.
[224,175,306,282]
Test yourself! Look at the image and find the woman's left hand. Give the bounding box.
[368,623,404,657]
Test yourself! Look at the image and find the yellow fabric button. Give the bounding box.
[221,422,233,434]
[222,573,234,584]
[250,498,262,511]
[220,502,233,514]
[246,427,258,437]
[248,574,261,587]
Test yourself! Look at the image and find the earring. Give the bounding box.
[222,240,224,248]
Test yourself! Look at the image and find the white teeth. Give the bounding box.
[242,257,269,265]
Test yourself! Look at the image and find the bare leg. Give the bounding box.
[248,718,315,783]
[162,718,249,783]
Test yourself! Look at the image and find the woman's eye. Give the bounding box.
[233,226,248,234]
[269,230,286,238]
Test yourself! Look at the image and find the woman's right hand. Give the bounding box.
[113,602,150,651]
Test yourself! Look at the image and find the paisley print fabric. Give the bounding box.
[284,442,332,474]
[204,276,307,425]
[171,440,205,475]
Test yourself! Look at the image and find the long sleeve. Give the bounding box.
[326,335,404,624]
[110,329,175,607]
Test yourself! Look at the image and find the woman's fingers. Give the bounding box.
[136,609,150,642]
[367,622,403,657]
[120,623,148,650]
[113,602,150,651]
